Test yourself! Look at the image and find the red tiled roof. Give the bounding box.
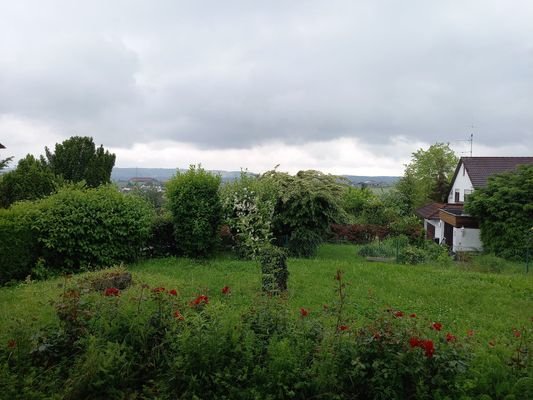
[456,157,533,189]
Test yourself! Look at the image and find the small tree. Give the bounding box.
[466,165,533,260]
[397,143,458,210]
[43,136,115,187]
[166,165,222,257]
[0,155,59,208]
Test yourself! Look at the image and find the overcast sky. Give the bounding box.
[1,0,532,175]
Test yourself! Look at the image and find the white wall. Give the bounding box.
[448,162,475,203]
[452,227,482,252]
[425,219,444,243]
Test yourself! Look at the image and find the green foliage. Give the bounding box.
[342,186,375,219]
[220,171,275,259]
[259,244,289,294]
[263,169,346,257]
[466,165,533,260]
[0,276,472,399]
[0,154,59,208]
[397,143,458,210]
[0,155,13,171]
[31,185,153,271]
[0,202,39,283]
[146,211,178,257]
[43,136,115,187]
[166,165,222,257]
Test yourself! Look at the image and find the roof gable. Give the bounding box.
[448,157,533,198]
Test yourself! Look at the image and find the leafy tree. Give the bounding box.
[166,165,222,257]
[0,155,59,208]
[466,165,533,260]
[43,136,115,187]
[0,156,13,171]
[261,169,346,257]
[397,143,458,210]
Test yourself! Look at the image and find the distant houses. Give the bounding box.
[120,177,164,192]
[416,157,533,253]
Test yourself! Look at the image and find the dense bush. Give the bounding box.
[32,185,153,272]
[466,165,533,261]
[258,244,289,294]
[220,172,274,259]
[330,223,390,244]
[0,275,478,399]
[166,165,222,257]
[145,211,178,257]
[0,154,60,208]
[0,202,38,283]
[263,170,346,257]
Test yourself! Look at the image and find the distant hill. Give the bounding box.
[111,168,399,186]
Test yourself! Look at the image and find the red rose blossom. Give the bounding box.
[300,307,309,317]
[173,310,184,320]
[409,313,417,318]
[168,289,178,296]
[422,340,435,358]
[431,322,443,331]
[221,286,231,295]
[104,287,120,297]
[339,325,349,331]
[445,332,457,343]
[190,295,209,307]
[394,311,404,318]
[409,337,421,348]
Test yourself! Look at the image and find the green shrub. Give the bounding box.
[32,185,153,272]
[166,165,222,257]
[146,211,177,257]
[259,245,289,294]
[288,228,322,258]
[0,202,38,283]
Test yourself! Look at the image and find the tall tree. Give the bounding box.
[397,143,458,210]
[44,136,116,187]
[0,154,59,208]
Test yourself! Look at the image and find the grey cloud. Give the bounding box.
[1,0,532,151]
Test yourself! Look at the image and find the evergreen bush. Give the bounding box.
[166,165,222,257]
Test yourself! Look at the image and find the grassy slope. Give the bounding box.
[1,244,531,345]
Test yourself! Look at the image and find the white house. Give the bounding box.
[416,157,533,253]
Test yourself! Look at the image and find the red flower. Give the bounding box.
[339,325,349,331]
[152,287,166,294]
[394,311,404,318]
[431,322,443,331]
[422,340,435,358]
[513,329,521,338]
[221,286,231,295]
[467,329,475,337]
[409,337,422,348]
[409,313,417,318]
[445,332,457,343]
[7,339,16,349]
[104,287,120,297]
[190,295,209,307]
[300,308,309,317]
[168,289,178,296]
[173,310,184,320]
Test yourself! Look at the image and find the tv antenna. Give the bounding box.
[454,127,474,157]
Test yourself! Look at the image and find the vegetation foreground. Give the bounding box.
[1,244,531,399]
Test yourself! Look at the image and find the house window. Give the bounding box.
[455,189,460,202]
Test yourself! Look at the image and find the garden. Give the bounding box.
[0,139,532,399]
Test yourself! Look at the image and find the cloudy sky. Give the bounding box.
[1,0,532,175]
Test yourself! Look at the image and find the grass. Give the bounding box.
[1,243,532,347]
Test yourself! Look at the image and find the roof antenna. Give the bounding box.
[469,126,474,157]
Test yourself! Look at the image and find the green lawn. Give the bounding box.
[1,243,531,347]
